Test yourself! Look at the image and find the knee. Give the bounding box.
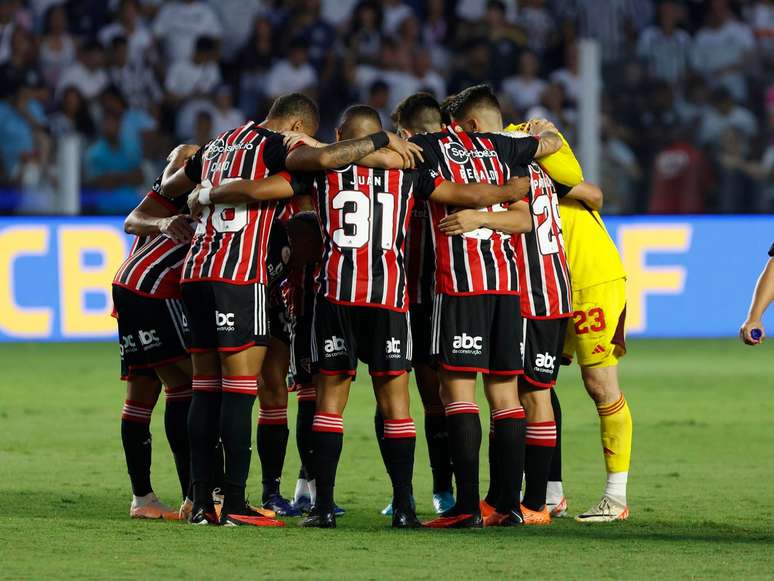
[582,373,612,404]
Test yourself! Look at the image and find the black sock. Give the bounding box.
[424,412,453,494]
[164,385,192,500]
[121,399,154,496]
[310,413,344,512]
[484,425,499,506]
[445,404,481,515]
[187,385,221,510]
[523,420,558,510]
[219,385,256,515]
[549,389,563,482]
[381,419,417,512]
[492,409,526,515]
[296,400,316,480]
[374,409,391,478]
[257,406,289,501]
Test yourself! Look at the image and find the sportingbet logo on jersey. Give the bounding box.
[215,311,235,332]
[534,352,556,373]
[324,335,347,355]
[452,333,483,355]
[385,337,401,358]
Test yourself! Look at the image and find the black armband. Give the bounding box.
[369,131,389,150]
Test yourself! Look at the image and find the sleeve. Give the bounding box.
[146,174,184,212]
[262,133,289,175]
[412,169,444,200]
[183,146,204,183]
[493,133,539,167]
[276,171,315,197]
[409,134,442,173]
[554,182,572,199]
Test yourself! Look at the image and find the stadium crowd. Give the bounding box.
[0,0,772,214]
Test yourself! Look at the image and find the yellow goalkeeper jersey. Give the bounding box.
[558,198,626,291]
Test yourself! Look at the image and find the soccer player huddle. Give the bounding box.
[111,85,633,529]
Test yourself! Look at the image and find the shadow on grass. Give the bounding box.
[3,490,772,547]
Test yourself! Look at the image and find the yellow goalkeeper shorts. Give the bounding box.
[562,278,627,368]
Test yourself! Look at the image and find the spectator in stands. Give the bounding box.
[99,0,156,67]
[412,49,445,100]
[266,38,317,99]
[649,126,712,214]
[56,41,108,100]
[284,0,335,71]
[519,0,557,57]
[38,4,75,88]
[447,39,492,95]
[691,0,755,102]
[698,87,758,155]
[208,0,261,63]
[355,37,417,109]
[381,0,414,36]
[479,0,524,84]
[421,0,450,67]
[191,109,214,145]
[525,82,576,141]
[165,36,221,100]
[83,110,143,214]
[49,86,95,138]
[152,0,222,63]
[236,16,276,119]
[347,0,383,65]
[108,35,162,111]
[550,42,579,103]
[366,79,391,128]
[0,27,41,100]
[0,84,46,186]
[599,113,641,214]
[502,50,547,114]
[637,0,692,85]
[211,86,245,135]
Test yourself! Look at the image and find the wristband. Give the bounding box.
[198,185,212,206]
[369,131,389,150]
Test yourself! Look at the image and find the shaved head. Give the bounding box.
[337,105,382,140]
[392,92,443,135]
[449,84,503,132]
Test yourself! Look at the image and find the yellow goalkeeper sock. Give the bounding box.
[596,394,632,504]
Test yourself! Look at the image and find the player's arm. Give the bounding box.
[162,143,203,197]
[206,175,297,204]
[740,252,774,345]
[285,131,423,171]
[428,176,531,208]
[438,200,532,236]
[564,181,604,210]
[125,195,194,244]
[523,119,563,159]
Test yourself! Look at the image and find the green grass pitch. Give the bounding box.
[1,339,773,580]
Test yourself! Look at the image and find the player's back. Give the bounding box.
[311,164,426,311]
[558,198,626,291]
[183,121,287,285]
[411,129,539,295]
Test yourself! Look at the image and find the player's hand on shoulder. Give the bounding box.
[439,209,483,236]
[739,320,765,345]
[386,131,424,168]
[526,118,557,136]
[506,176,530,200]
[167,143,199,162]
[283,131,323,150]
[159,214,194,244]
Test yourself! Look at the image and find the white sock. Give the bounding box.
[605,472,628,505]
[546,481,564,504]
[307,479,317,505]
[293,478,309,502]
[132,492,157,507]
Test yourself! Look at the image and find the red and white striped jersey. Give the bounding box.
[181,122,289,285]
[405,200,435,305]
[515,163,573,318]
[410,130,539,296]
[309,165,439,312]
[113,176,190,299]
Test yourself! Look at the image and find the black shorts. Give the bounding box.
[269,305,292,344]
[431,293,523,375]
[409,302,433,366]
[181,281,269,352]
[312,295,412,377]
[521,317,569,388]
[290,311,314,386]
[113,285,190,380]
